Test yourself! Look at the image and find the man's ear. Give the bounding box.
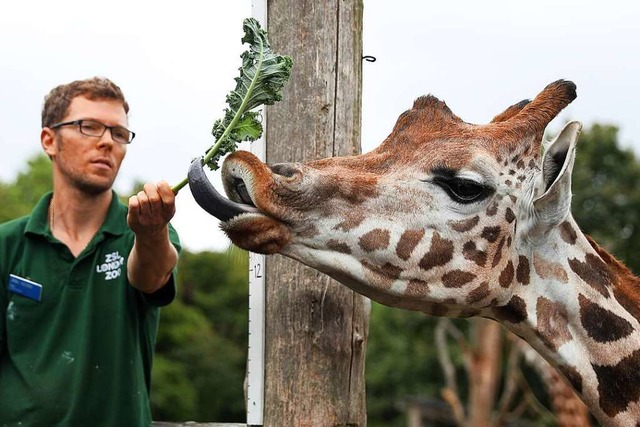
[532,121,582,229]
[41,128,56,158]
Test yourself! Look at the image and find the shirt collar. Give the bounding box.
[25,190,128,238]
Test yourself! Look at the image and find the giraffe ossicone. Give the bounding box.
[188,79,640,425]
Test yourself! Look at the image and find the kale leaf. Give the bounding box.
[173,18,293,193]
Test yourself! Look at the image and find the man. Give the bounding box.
[0,77,180,426]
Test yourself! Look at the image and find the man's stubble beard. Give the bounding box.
[55,136,119,196]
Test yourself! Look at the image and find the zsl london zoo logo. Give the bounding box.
[96,251,124,280]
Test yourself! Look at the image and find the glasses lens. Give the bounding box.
[110,126,131,144]
[79,120,106,137]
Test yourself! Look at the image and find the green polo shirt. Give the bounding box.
[0,192,181,427]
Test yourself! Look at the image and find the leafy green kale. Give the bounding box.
[172,18,293,193]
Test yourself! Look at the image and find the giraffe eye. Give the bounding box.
[432,177,493,204]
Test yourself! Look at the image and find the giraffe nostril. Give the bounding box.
[270,163,298,178]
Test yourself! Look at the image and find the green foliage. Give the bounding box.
[366,304,452,426]
[0,154,52,222]
[151,249,249,422]
[571,124,640,273]
[150,356,198,419]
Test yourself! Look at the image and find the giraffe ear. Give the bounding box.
[532,121,582,227]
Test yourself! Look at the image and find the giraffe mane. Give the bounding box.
[585,234,640,321]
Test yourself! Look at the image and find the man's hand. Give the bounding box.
[127,181,176,236]
[127,181,179,293]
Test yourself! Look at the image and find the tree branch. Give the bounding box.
[435,319,466,426]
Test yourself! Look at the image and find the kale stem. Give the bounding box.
[171,177,189,194]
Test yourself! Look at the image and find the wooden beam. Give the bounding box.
[263,1,368,426]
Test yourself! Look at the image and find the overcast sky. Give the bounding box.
[1,1,639,252]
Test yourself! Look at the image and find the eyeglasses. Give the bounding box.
[50,119,135,144]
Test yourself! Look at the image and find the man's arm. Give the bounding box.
[126,181,179,294]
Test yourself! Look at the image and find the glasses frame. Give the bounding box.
[50,119,135,144]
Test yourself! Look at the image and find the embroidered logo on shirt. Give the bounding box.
[96,251,124,281]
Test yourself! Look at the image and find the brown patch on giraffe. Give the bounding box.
[492,236,506,267]
[585,235,640,324]
[536,297,572,351]
[449,216,480,232]
[467,282,490,304]
[557,364,583,395]
[359,228,391,252]
[405,279,430,298]
[361,260,403,288]
[499,261,515,288]
[441,270,476,288]
[326,239,352,254]
[578,294,633,343]
[516,255,530,285]
[481,226,501,243]
[568,254,612,298]
[297,223,319,238]
[462,241,487,267]
[493,295,527,324]
[430,304,450,317]
[505,207,515,223]
[333,211,366,232]
[592,349,640,417]
[419,232,454,271]
[320,173,379,206]
[559,221,577,245]
[485,202,499,216]
[613,286,640,329]
[533,254,568,283]
[396,229,425,261]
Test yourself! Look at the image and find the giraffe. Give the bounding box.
[188,80,640,426]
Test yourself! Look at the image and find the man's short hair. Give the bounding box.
[41,77,129,128]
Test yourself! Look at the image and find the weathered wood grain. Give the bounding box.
[264,1,369,426]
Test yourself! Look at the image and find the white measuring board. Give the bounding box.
[246,1,267,425]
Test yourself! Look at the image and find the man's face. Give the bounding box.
[44,96,128,195]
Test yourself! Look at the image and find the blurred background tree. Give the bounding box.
[2,122,636,425]
[151,249,249,422]
[0,154,52,223]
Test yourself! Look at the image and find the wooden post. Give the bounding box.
[263,1,368,426]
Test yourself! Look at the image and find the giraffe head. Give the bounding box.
[189,79,579,317]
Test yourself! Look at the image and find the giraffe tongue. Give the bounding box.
[187,157,258,221]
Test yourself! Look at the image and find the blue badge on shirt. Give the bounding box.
[8,274,43,302]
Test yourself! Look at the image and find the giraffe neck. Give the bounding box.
[501,220,640,425]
